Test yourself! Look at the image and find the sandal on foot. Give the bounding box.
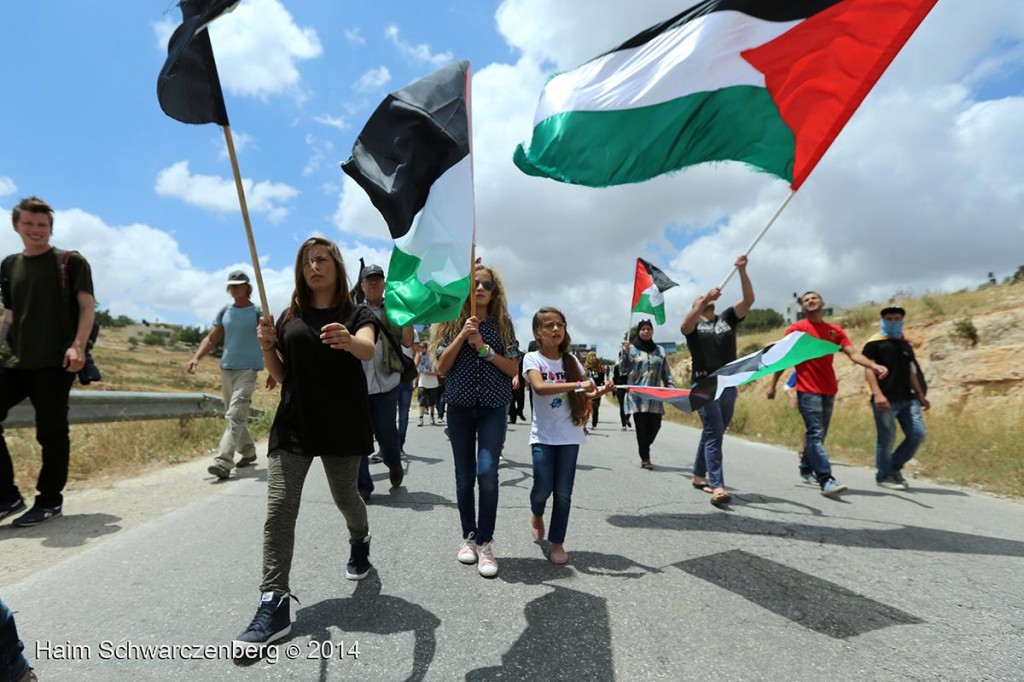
[530,516,545,541]
[692,480,713,493]
[710,490,732,507]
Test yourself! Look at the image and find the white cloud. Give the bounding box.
[385,25,453,67]
[154,161,300,224]
[154,0,322,101]
[0,176,16,197]
[355,66,392,93]
[344,27,366,46]
[313,114,348,130]
[216,130,255,160]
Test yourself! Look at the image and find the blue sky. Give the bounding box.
[2,1,1023,356]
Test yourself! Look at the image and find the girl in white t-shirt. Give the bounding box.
[523,307,614,564]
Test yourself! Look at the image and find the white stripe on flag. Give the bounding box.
[535,11,798,124]
[394,155,474,286]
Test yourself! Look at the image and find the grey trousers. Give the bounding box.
[261,450,367,594]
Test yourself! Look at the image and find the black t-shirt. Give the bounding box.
[268,304,377,457]
[862,337,919,402]
[685,306,742,381]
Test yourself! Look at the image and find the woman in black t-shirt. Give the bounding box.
[232,237,377,651]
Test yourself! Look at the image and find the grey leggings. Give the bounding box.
[261,450,367,593]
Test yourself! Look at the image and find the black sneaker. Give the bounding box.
[389,466,404,488]
[12,504,62,527]
[232,591,292,653]
[892,471,910,489]
[346,536,372,580]
[0,497,26,522]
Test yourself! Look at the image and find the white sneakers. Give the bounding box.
[457,533,478,564]
[457,533,498,577]
[476,542,498,577]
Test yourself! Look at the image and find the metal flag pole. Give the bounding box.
[222,124,270,317]
[717,189,797,290]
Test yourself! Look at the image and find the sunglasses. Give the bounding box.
[474,279,496,292]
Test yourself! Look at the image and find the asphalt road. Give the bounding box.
[2,410,1022,681]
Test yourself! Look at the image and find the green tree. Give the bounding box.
[172,325,207,345]
[95,308,115,327]
[739,308,785,333]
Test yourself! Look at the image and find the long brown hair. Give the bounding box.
[532,307,588,427]
[429,264,515,359]
[284,237,352,322]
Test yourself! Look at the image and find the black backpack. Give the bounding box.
[1,248,101,383]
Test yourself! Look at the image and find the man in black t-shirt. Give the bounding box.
[680,255,754,507]
[0,196,95,527]
[863,306,930,490]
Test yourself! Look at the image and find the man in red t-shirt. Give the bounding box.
[767,292,887,497]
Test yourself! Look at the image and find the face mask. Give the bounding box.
[881,319,903,338]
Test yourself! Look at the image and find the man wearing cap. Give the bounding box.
[353,263,413,499]
[187,270,264,479]
[862,306,930,490]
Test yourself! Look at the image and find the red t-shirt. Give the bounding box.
[786,318,851,396]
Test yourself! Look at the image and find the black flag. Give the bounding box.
[157,0,240,126]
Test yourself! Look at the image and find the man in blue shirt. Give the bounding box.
[187,270,264,479]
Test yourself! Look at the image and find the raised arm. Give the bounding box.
[732,255,755,319]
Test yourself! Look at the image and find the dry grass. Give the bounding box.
[7,328,277,495]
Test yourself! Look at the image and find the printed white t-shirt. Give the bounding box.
[522,350,587,446]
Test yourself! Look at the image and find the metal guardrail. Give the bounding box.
[3,391,225,428]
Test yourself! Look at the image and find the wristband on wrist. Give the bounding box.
[478,344,489,358]
[485,347,496,362]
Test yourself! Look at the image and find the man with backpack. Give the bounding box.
[0,196,95,527]
[352,263,412,501]
[186,270,264,479]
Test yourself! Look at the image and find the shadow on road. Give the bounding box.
[465,586,614,681]
[0,512,122,547]
[675,550,923,639]
[606,512,1024,557]
[369,489,455,511]
[292,572,440,682]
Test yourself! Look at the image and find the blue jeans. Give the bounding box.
[0,597,29,682]
[873,399,926,480]
[797,392,835,485]
[530,443,579,544]
[396,381,414,449]
[693,387,737,489]
[358,385,403,493]
[446,404,507,544]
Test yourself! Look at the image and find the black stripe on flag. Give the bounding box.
[607,0,845,56]
[342,60,470,241]
[157,0,240,126]
[639,258,679,293]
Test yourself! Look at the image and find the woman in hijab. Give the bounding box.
[623,319,674,470]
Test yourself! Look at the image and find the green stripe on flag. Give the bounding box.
[515,86,795,187]
[384,247,471,326]
[631,293,666,325]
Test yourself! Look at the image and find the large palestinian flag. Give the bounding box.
[514,0,938,189]
[342,61,474,326]
[632,258,678,325]
[624,331,841,411]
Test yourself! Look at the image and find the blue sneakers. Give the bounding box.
[0,497,26,522]
[820,479,848,497]
[233,591,292,651]
[12,504,61,527]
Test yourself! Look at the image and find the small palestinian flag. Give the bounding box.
[632,258,678,325]
[624,331,840,411]
[342,61,474,326]
[514,0,938,189]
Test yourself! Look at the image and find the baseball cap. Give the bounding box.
[361,263,385,279]
[226,270,250,285]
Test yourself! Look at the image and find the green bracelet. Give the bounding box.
[478,344,490,358]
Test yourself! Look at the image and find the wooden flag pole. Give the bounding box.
[469,242,477,319]
[717,189,797,290]
[222,124,270,317]
[466,63,477,322]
